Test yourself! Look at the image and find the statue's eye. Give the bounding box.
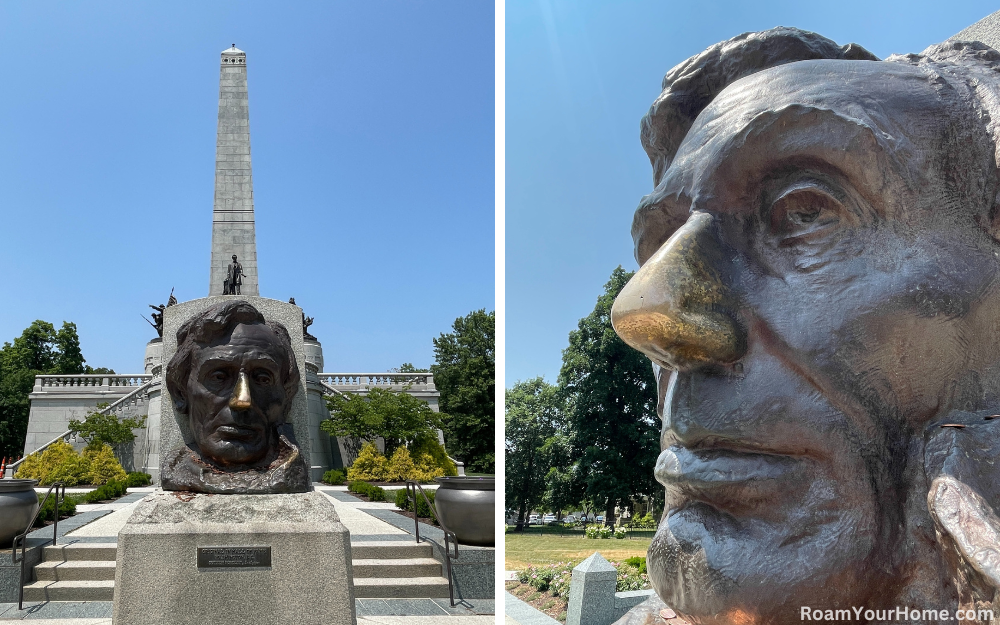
[210,370,228,382]
[252,370,274,385]
[768,185,844,240]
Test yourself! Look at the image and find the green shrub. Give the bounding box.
[614,526,627,539]
[409,435,458,476]
[84,443,128,485]
[83,480,127,503]
[347,480,386,502]
[16,440,86,485]
[623,556,647,575]
[347,443,390,481]
[393,487,437,522]
[14,440,129,486]
[34,492,78,526]
[321,469,346,485]
[126,472,152,487]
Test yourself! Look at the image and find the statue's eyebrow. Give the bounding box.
[197,353,281,373]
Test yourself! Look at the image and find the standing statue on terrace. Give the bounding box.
[223,254,246,295]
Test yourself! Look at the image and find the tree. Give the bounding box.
[321,387,443,464]
[68,404,147,462]
[0,320,113,459]
[505,377,565,531]
[559,267,660,527]
[541,432,583,521]
[432,309,495,473]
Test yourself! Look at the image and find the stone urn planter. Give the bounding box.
[433,476,494,547]
[0,479,39,547]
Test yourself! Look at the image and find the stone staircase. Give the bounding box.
[351,540,450,598]
[23,542,116,601]
[22,540,449,601]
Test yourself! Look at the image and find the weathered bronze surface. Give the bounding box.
[161,300,309,494]
[612,27,1000,625]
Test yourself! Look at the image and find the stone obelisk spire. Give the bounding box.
[209,45,259,296]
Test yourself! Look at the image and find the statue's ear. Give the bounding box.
[928,476,1000,590]
[975,196,1000,242]
[168,383,188,414]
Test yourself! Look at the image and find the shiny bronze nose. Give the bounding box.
[611,212,745,370]
[229,368,252,411]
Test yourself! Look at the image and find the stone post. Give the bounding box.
[567,552,619,625]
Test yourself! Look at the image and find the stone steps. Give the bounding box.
[34,560,116,581]
[44,542,117,561]
[23,539,451,601]
[22,543,119,602]
[353,557,443,578]
[22,579,115,601]
[352,576,451,598]
[350,541,449,598]
[351,540,434,559]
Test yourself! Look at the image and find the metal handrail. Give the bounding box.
[5,377,157,476]
[12,482,66,610]
[405,480,459,606]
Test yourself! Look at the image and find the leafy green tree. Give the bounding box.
[432,309,495,473]
[505,377,565,530]
[558,267,660,526]
[68,403,147,462]
[0,320,113,459]
[321,387,443,464]
[541,432,583,520]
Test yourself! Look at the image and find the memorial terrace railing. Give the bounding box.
[318,372,436,391]
[6,375,159,478]
[33,374,153,393]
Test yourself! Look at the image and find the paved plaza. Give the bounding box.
[0,486,493,623]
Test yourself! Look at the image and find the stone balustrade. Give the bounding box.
[318,372,435,390]
[33,374,153,392]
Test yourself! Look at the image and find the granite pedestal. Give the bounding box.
[113,491,355,625]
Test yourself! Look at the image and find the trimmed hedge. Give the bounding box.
[34,493,78,526]
[348,480,386,502]
[394,487,436,522]
[83,480,127,503]
[322,469,346,485]
[126,472,152,487]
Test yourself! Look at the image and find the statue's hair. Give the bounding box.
[166,300,300,415]
[885,40,1000,226]
[641,27,878,187]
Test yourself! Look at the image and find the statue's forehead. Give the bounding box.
[194,323,285,361]
[709,59,940,121]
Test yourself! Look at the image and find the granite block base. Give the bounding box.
[450,544,494,600]
[113,491,355,625]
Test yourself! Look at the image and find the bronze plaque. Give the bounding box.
[197,546,271,569]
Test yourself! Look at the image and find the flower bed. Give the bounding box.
[506,557,652,623]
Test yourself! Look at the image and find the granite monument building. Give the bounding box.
[15,46,441,483]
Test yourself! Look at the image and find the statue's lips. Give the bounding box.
[212,424,262,441]
[656,444,800,509]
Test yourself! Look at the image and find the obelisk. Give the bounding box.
[209,45,259,296]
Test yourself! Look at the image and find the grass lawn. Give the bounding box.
[505,528,651,570]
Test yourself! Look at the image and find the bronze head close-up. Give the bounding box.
[612,27,1000,625]
[161,300,309,494]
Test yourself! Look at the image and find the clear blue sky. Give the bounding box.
[0,2,494,374]
[505,0,1000,387]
